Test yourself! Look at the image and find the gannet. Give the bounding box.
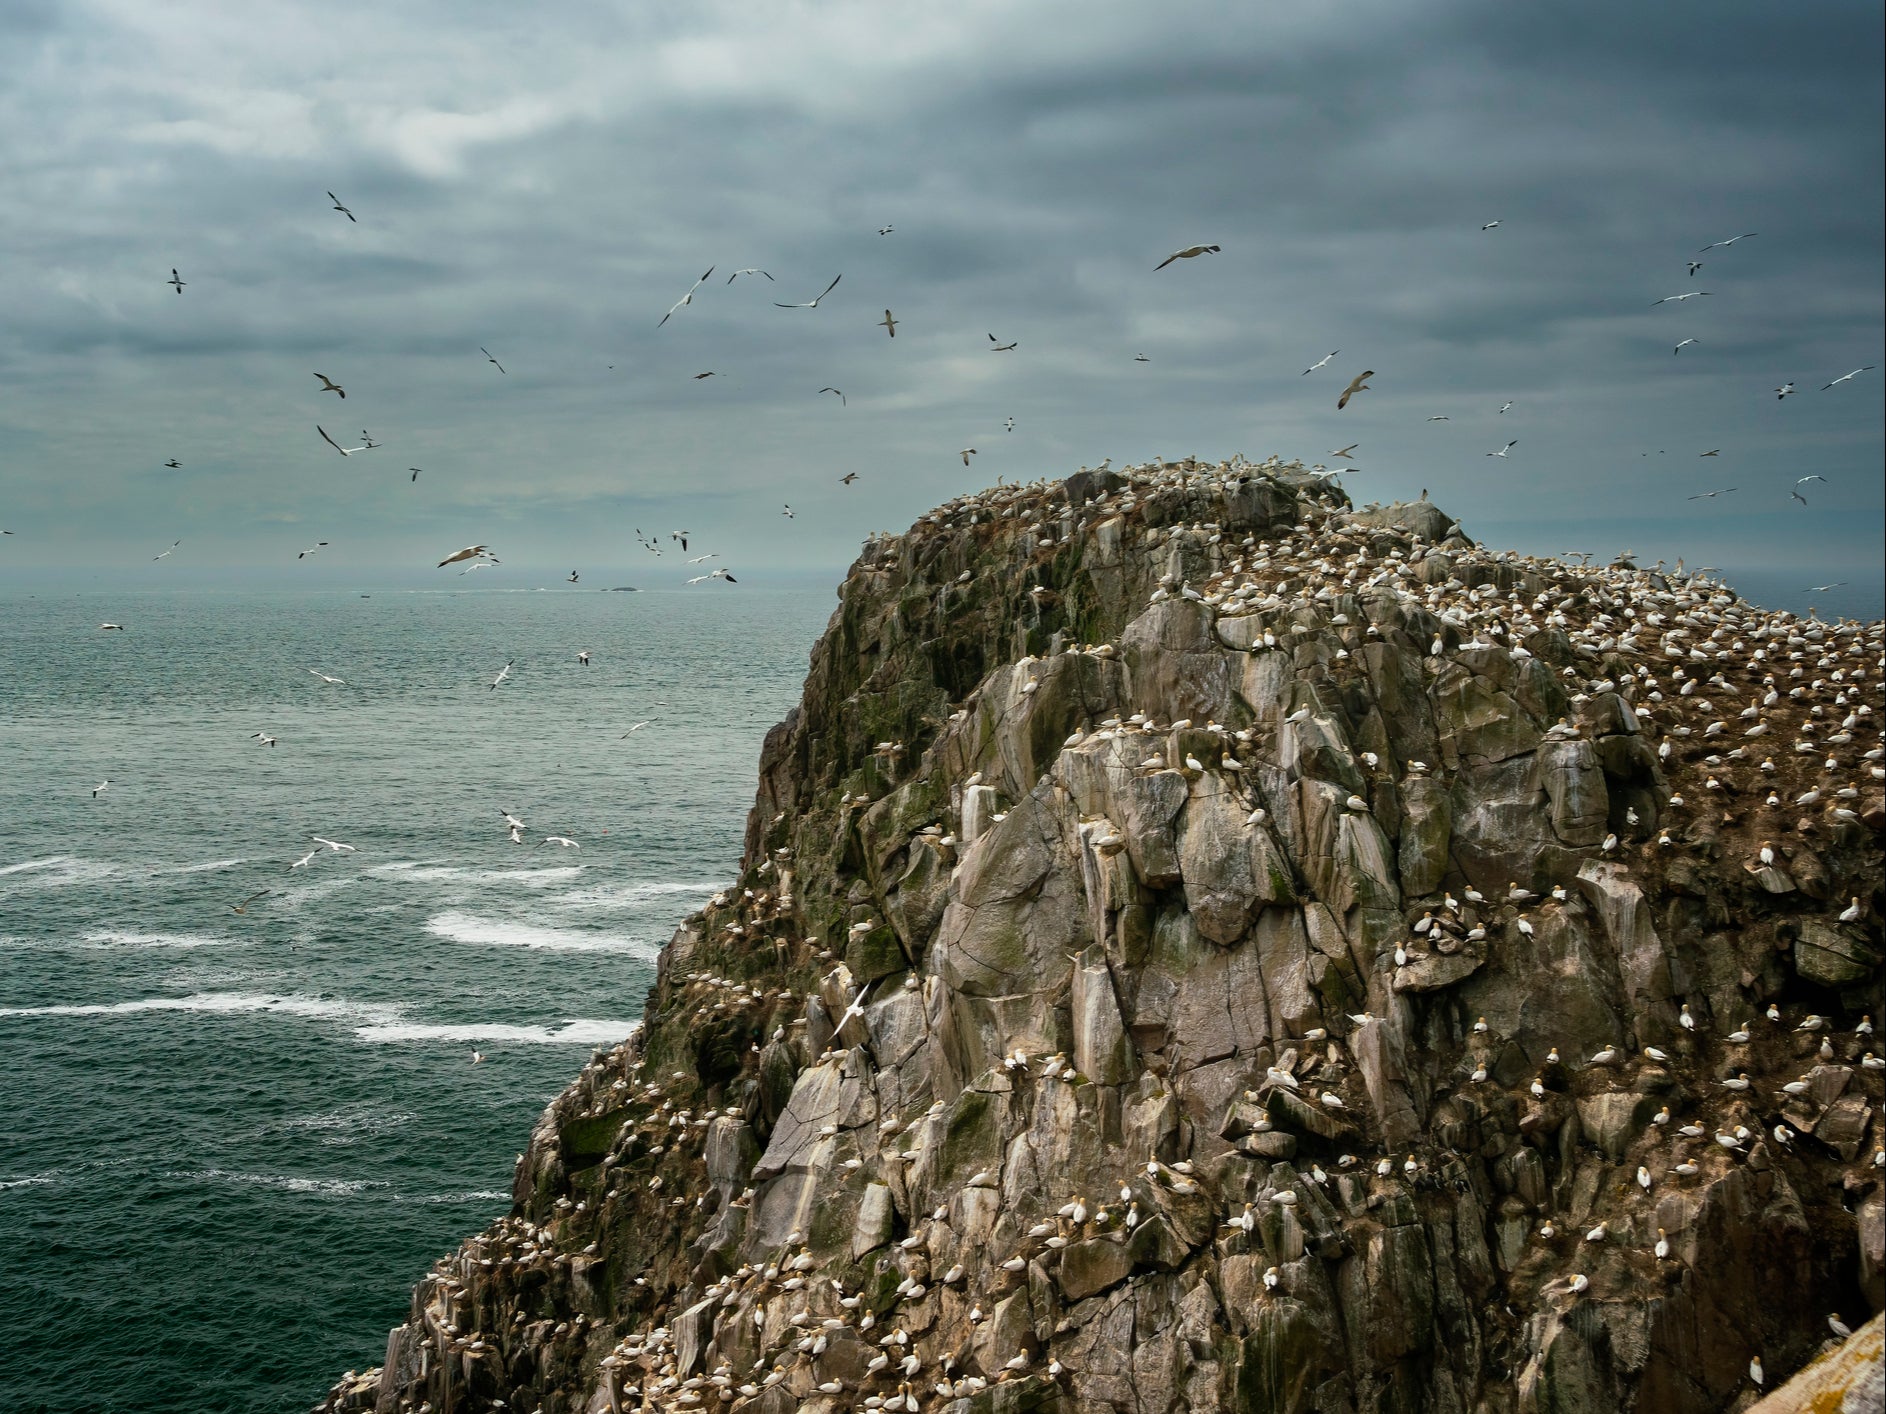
[1154,244,1220,270]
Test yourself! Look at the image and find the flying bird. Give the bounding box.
[839,472,858,484]
[960,448,978,465]
[358,430,379,449]
[989,334,1017,351]
[1487,441,1517,458]
[1133,353,1149,362]
[252,733,277,747]
[1651,292,1711,306]
[317,426,366,456]
[1674,338,1698,354]
[166,269,185,293]
[489,662,513,690]
[298,542,329,559]
[480,347,505,373]
[1330,444,1358,459]
[1497,402,1513,414]
[98,623,126,631]
[877,225,894,235]
[1687,488,1737,500]
[1790,490,1808,506]
[327,192,355,221]
[1700,449,1720,456]
[1805,582,1846,592]
[437,545,493,568]
[307,669,345,684]
[1687,260,1703,276]
[620,722,652,737]
[1481,221,1501,231]
[879,309,898,337]
[1796,474,1827,483]
[93,781,110,797]
[671,531,689,551]
[658,267,714,327]
[1697,233,1757,253]
[1424,415,1449,421]
[1775,382,1795,400]
[313,373,345,398]
[818,387,845,405]
[774,274,841,309]
[1337,370,1374,410]
[781,504,794,519]
[163,459,181,468]
[152,540,181,561]
[1822,366,1875,389]
[229,891,271,914]
[1302,351,1339,375]
[1154,244,1220,269]
[726,268,773,283]
[693,371,717,380]
[1003,417,1014,431]
[408,468,422,482]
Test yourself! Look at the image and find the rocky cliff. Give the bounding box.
[317,458,1885,1414]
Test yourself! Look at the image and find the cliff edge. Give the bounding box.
[317,457,1884,1414]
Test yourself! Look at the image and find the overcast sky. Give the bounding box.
[1,0,1880,613]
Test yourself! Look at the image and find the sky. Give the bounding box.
[1,0,1881,615]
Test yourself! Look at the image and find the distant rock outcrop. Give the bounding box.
[317,456,1884,1414]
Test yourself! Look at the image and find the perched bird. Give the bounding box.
[1154,244,1220,269]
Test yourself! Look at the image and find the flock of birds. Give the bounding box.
[330,453,1886,1414]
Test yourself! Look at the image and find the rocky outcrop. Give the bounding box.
[316,456,1885,1414]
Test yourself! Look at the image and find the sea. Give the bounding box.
[0,583,835,1414]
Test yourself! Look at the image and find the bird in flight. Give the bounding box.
[537,835,580,850]
[1687,487,1736,500]
[1775,382,1796,400]
[298,542,329,559]
[313,373,345,399]
[1674,338,1698,354]
[307,669,346,684]
[252,733,277,747]
[1154,244,1220,270]
[989,334,1017,351]
[489,661,513,691]
[839,472,858,485]
[726,268,772,283]
[620,722,652,737]
[818,387,845,405]
[1790,489,1808,506]
[775,274,842,309]
[408,468,422,483]
[566,571,579,584]
[1497,402,1513,414]
[327,192,355,222]
[311,836,357,853]
[1700,449,1720,457]
[659,267,715,327]
[229,891,271,914]
[1822,366,1875,389]
[1686,260,1704,277]
[1697,233,1757,253]
[1302,351,1339,376]
[480,347,506,374]
[960,448,978,465]
[163,458,181,468]
[688,567,738,584]
[167,269,185,293]
[1003,417,1014,431]
[1330,444,1358,460]
[1796,474,1827,483]
[686,551,717,563]
[671,531,690,551]
[1133,353,1149,362]
[1651,292,1710,306]
[693,371,717,380]
[1486,441,1517,458]
[438,544,494,568]
[1337,370,1374,410]
[878,225,894,235]
[1805,582,1846,592]
[317,426,367,457]
[781,504,794,519]
[358,430,380,450]
[880,310,898,337]
[1481,221,1501,231]
[98,623,126,631]
[93,781,110,798]
[153,540,181,561]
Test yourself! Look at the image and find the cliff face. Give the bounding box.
[318,459,1885,1414]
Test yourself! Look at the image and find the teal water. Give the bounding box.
[0,585,833,1413]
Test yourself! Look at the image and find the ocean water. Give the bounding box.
[0,584,834,1413]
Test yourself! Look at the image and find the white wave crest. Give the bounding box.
[353,1017,639,1046]
[424,910,662,955]
[0,991,404,1028]
[79,929,231,950]
[393,1190,511,1205]
[179,1168,385,1197]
